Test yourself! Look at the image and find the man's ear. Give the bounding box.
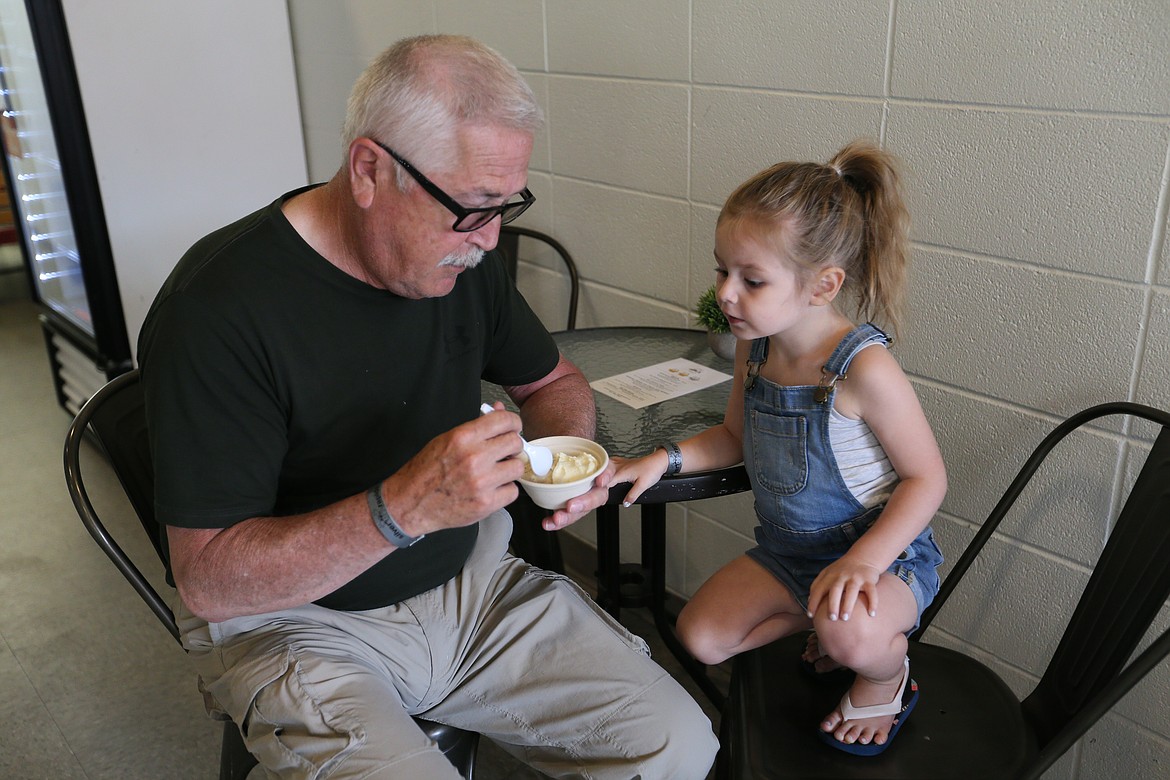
[810,266,846,306]
[348,138,381,209]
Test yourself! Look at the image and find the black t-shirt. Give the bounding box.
[137,185,559,610]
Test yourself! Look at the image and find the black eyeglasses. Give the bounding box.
[374,141,535,232]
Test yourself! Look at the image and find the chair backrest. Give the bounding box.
[913,402,1170,772]
[63,368,179,642]
[497,225,579,331]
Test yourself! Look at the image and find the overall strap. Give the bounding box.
[744,337,769,390]
[815,323,892,403]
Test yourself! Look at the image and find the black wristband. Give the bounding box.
[366,482,424,548]
[660,441,683,476]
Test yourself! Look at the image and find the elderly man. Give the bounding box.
[138,34,717,779]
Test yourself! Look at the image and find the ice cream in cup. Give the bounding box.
[516,435,609,510]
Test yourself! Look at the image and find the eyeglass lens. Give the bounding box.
[453,195,533,232]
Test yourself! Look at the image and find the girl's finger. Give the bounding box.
[621,485,643,507]
[806,585,822,619]
[826,582,844,621]
[840,581,860,621]
[863,580,879,616]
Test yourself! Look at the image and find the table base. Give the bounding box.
[595,504,727,709]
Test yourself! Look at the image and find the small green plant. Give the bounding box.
[694,284,730,334]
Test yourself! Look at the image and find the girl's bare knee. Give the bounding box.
[811,618,878,670]
[676,611,734,666]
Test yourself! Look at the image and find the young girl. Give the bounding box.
[612,140,946,755]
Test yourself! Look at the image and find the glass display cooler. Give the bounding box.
[0,0,130,414]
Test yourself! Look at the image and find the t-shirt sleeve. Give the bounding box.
[140,291,288,529]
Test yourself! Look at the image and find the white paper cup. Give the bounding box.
[516,435,609,510]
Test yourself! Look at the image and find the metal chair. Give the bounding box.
[64,369,480,779]
[717,402,1170,779]
[497,225,579,331]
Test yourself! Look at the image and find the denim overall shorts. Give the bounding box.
[742,323,943,630]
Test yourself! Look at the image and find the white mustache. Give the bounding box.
[438,247,485,269]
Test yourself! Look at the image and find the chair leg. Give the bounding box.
[714,709,730,780]
[444,731,480,778]
[417,718,481,778]
[219,720,257,780]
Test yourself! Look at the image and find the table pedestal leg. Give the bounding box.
[596,505,651,618]
[595,503,726,709]
[596,505,622,617]
[641,504,726,709]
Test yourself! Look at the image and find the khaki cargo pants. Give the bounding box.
[178,510,718,779]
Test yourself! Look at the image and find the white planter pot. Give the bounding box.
[707,331,737,361]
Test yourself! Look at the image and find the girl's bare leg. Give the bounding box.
[814,573,919,747]
[677,555,809,666]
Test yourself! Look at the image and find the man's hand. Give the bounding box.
[386,408,527,537]
[539,459,616,531]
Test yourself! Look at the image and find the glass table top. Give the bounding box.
[485,326,736,459]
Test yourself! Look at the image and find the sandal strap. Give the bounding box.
[838,656,911,721]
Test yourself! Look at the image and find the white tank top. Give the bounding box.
[828,406,897,508]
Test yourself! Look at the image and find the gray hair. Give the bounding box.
[341,35,543,187]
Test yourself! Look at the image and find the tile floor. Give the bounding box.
[0,287,725,779]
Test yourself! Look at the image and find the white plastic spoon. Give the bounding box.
[479,403,554,477]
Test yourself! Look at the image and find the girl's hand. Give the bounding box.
[610,451,669,506]
[807,556,884,622]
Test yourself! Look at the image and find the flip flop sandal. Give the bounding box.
[818,656,918,757]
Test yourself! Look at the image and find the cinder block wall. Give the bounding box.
[287,1,1170,774]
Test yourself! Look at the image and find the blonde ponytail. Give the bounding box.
[828,140,909,335]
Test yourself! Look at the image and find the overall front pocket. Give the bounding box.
[749,409,809,496]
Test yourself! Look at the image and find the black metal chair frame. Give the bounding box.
[64,369,479,779]
[498,224,579,332]
[717,401,1170,779]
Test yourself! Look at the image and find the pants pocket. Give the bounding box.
[525,566,651,657]
[216,647,363,777]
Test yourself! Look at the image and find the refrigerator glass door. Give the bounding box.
[0,0,92,336]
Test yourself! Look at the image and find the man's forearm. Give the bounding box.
[168,493,393,622]
[518,371,596,440]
